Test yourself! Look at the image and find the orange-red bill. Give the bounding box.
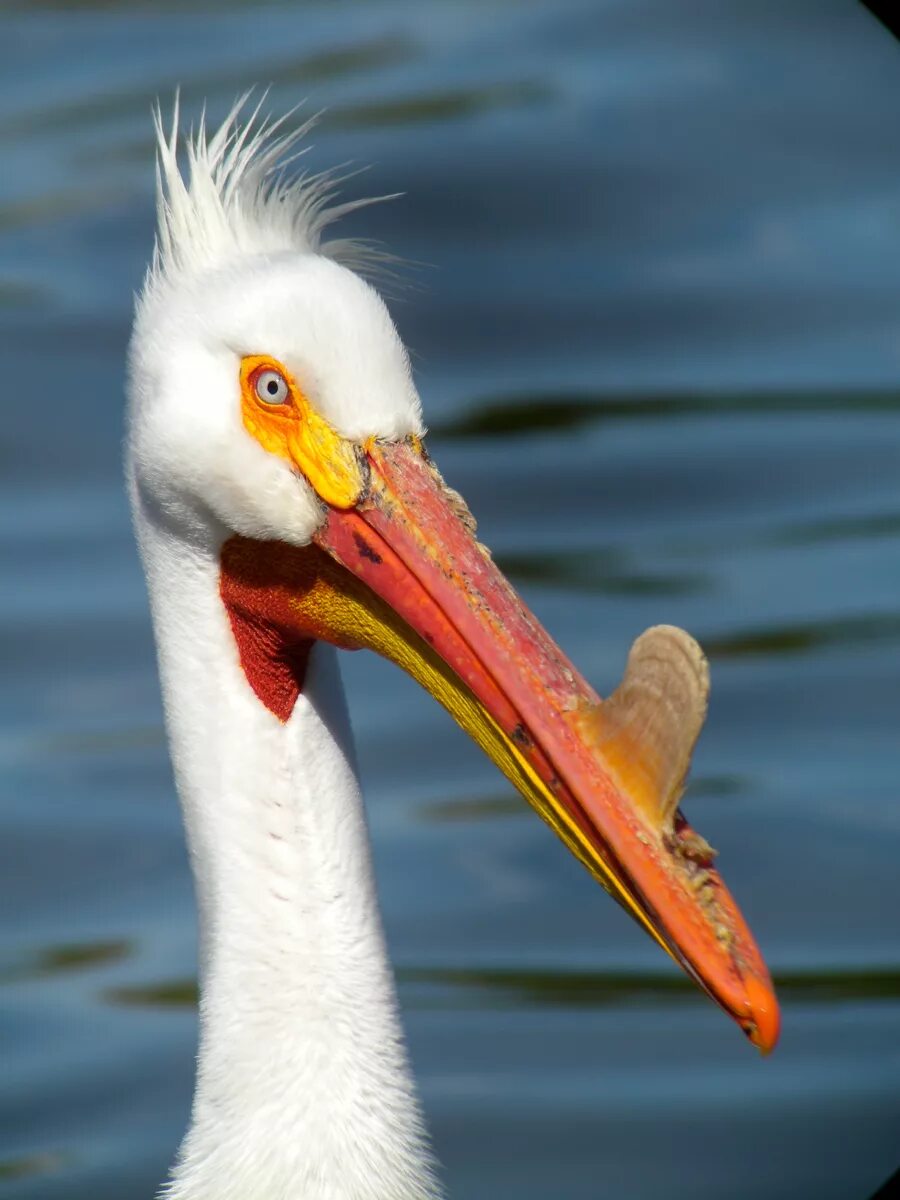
[221,435,779,1052]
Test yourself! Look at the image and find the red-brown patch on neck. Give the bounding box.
[219,536,315,722]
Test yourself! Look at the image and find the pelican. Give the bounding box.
[126,98,779,1200]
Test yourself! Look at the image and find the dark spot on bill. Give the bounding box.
[353,532,383,564]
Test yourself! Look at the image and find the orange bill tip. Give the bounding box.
[743,970,781,1055]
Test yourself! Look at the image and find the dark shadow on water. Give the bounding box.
[419,793,524,823]
[662,510,900,558]
[704,613,900,659]
[0,35,419,142]
[684,774,747,800]
[770,511,900,548]
[496,548,709,597]
[418,775,746,824]
[325,81,551,130]
[0,1151,68,1183]
[0,940,131,985]
[103,965,900,1012]
[398,965,900,1010]
[435,390,900,440]
[104,979,198,1008]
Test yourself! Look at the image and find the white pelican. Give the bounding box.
[126,98,779,1200]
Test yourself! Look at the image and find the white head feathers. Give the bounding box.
[145,92,387,302]
[128,95,421,551]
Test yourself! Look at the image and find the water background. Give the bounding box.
[1,0,899,1196]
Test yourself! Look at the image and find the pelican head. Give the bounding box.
[127,98,777,1199]
[131,130,419,547]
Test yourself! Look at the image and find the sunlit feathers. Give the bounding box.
[144,93,388,306]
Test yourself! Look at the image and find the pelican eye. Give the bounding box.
[254,369,290,406]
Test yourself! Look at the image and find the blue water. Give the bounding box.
[1,0,899,1196]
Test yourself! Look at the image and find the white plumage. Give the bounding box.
[148,94,382,298]
[126,94,778,1200]
[129,100,439,1200]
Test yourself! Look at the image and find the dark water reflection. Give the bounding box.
[100,965,900,1013]
[2,0,900,1197]
[436,389,900,439]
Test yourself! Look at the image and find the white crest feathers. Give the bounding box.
[144,92,390,300]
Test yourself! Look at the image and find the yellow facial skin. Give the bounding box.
[239,355,367,510]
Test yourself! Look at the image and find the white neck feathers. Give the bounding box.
[135,514,440,1200]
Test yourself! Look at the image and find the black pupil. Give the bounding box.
[266,378,280,396]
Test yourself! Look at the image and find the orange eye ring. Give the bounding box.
[238,354,366,511]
